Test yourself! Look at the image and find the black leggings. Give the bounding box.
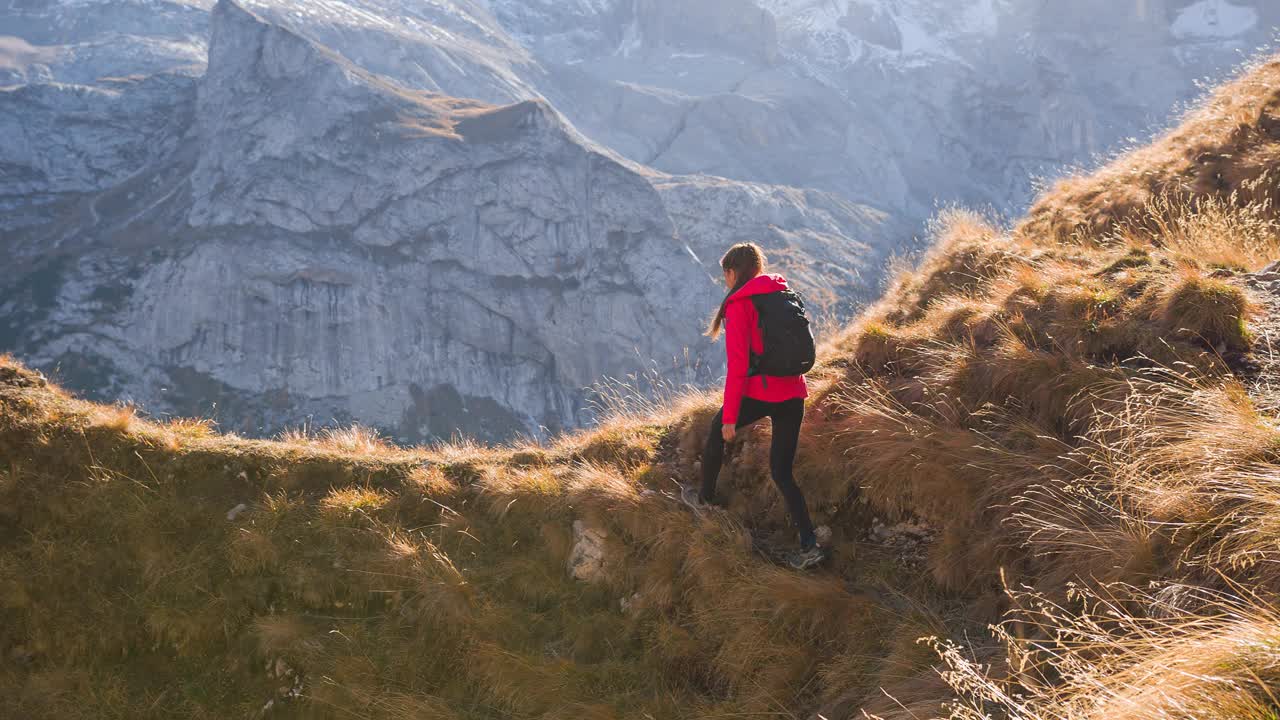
[701,397,816,549]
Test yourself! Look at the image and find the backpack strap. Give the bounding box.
[747,295,764,378]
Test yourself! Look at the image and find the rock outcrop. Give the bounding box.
[567,519,610,583]
[0,74,196,230]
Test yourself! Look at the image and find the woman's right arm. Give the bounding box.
[721,300,751,426]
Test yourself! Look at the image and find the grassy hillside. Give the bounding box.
[7,56,1280,720]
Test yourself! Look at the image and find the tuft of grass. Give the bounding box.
[881,209,1027,325]
[165,416,216,439]
[94,403,138,433]
[1155,270,1253,351]
[320,487,391,517]
[316,425,394,455]
[854,323,905,373]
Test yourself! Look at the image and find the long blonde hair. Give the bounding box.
[706,243,766,339]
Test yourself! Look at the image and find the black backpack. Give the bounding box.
[747,289,816,378]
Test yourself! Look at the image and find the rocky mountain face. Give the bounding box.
[0,0,1272,441]
[0,0,894,441]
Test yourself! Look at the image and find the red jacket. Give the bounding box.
[721,273,809,424]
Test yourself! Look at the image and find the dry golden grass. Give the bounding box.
[1117,195,1280,270]
[164,416,216,439]
[278,424,398,455]
[1154,269,1254,350]
[937,584,1280,720]
[1019,58,1280,244]
[93,402,138,433]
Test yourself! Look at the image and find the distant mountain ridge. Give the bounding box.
[5,1,1272,217]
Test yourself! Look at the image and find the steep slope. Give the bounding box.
[7,48,1280,720]
[1020,56,1280,242]
[0,0,897,443]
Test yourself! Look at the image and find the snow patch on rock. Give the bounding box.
[1172,0,1258,40]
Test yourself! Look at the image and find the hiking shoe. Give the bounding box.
[678,483,709,514]
[786,546,827,571]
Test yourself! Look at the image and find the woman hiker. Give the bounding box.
[680,242,826,571]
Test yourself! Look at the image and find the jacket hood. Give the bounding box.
[728,273,789,303]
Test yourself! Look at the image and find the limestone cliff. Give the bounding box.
[0,0,895,441]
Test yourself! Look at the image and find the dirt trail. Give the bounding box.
[1240,261,1280,412]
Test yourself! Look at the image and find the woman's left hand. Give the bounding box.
[722,424,737,442]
